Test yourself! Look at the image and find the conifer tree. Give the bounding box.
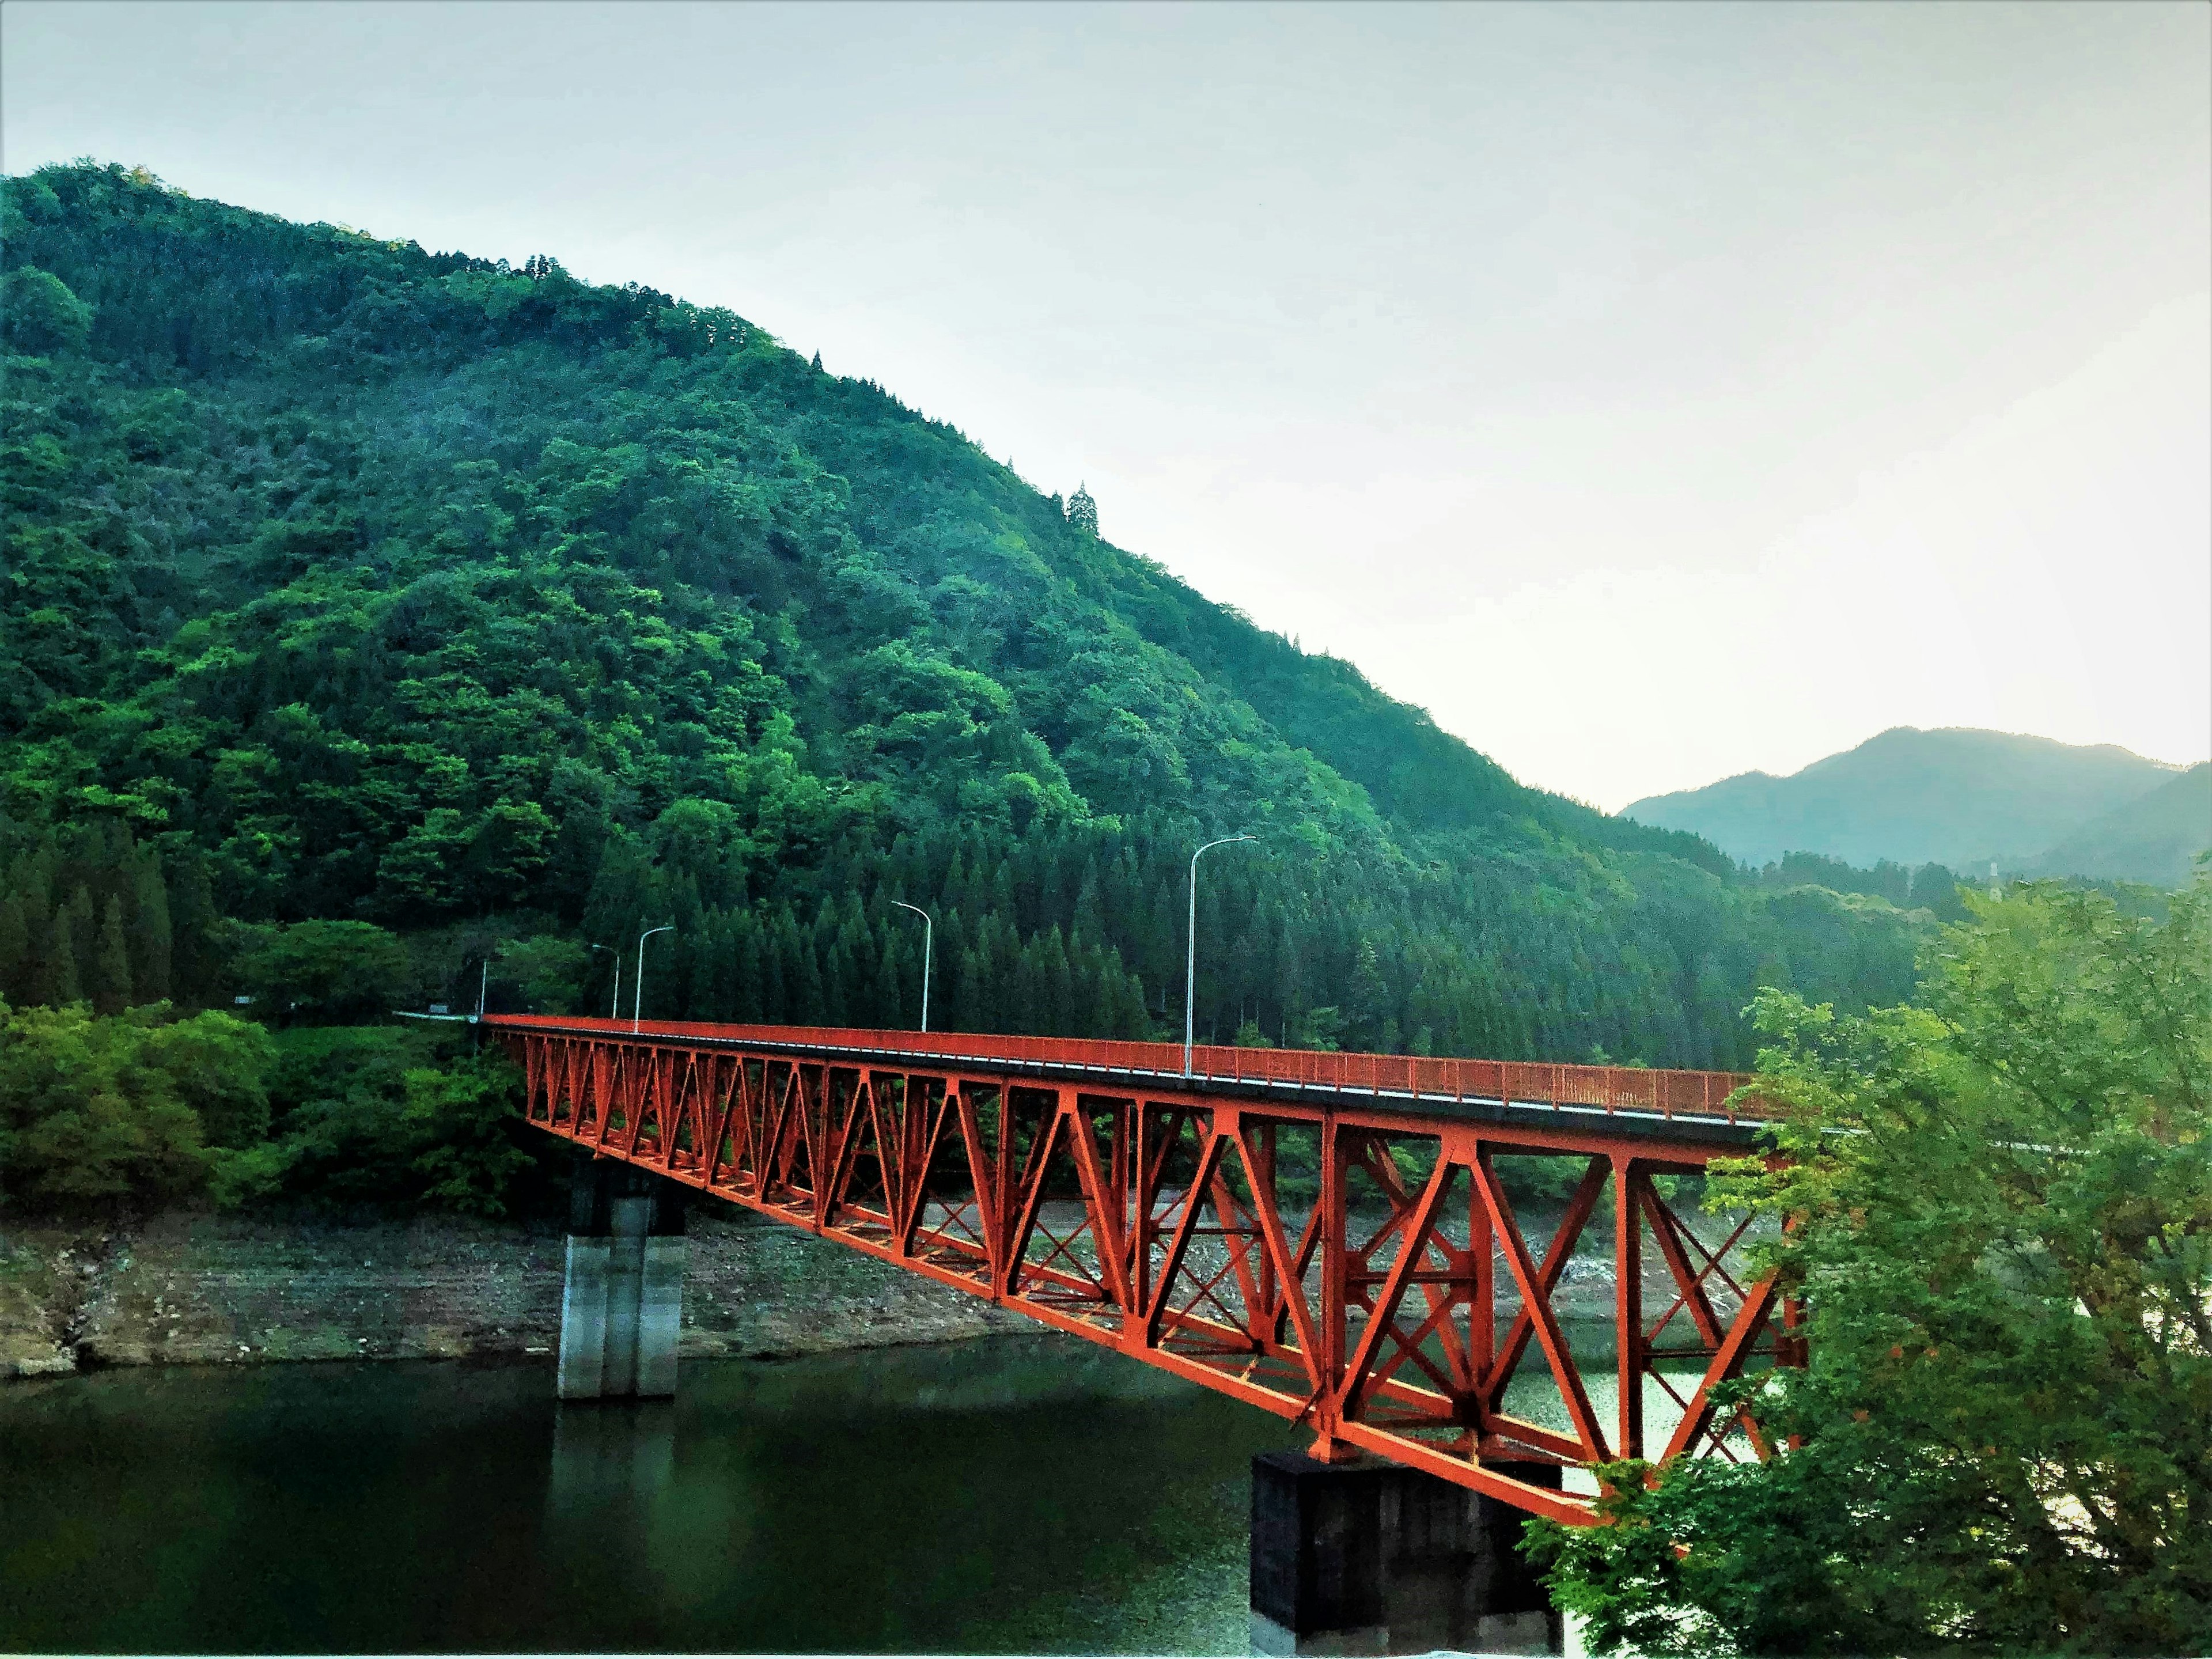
[168,855,221,1003]
[92,896,132,1013]
[128,855,173,1003]
[0,896,29,1005]
[63,885,96,998]
[49,925,81,1005]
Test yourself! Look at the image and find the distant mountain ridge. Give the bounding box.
[2027,762,2212,889]
[1626,728,2198,877]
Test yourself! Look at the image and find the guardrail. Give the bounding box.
[482,1014,1772,1123]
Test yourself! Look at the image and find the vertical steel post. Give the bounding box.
[1469,1146,1494,1397]
[892,901,933,1033]
[1614,1153,1643,1460]
[632,925,673,1034]
[590,943,618,1021]
[1185,834,1255,1077]
[1315,1114,1346,1455]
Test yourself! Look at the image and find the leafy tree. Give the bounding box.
[1529,877,2212,1656]
[0,1001,271,1206]
[496,934,589,1013]
[1,265,92,355]
[143,1008,277,1148]
[233,919,410,1022]
[402,1054,535,1217]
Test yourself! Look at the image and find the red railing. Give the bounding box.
[485,1015,1771,1122]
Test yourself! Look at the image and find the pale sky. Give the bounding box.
[6,1,2207,809]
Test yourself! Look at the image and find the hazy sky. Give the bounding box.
[6,2,2207,809]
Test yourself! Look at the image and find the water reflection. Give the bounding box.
[546,1399,676,1522]
[0,1335,1301,1654]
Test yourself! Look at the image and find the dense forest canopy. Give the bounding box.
[1,161,1941,1067]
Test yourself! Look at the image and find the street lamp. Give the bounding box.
[891,902,933,1033]
[1186,834,1257,1077]
[589,943,619,1021]
[632,926,673,1033]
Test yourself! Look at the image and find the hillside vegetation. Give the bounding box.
[1627,726,2190,874]
[2028,762,2211,890]
[2,161,1933,1102]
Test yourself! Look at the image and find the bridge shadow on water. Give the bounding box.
[0,1332,1312,1654]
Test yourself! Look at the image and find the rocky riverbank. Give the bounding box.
[0,1204,1022,1380]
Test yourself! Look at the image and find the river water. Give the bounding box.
[0,1324,1663,1653]
[2,1334,1313,1654]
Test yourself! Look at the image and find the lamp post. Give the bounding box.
[589,943,618,1020]
[632,926,673,1034]
[1186,834,1256,1077]
[891,902,933,1033]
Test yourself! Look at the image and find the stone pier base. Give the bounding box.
[556,1157,685,1401]
[1249,1450,1563,1656]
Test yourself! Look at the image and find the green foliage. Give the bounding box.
[0,1000,271,1206]
[400,1055,534,1216]
[1,266,92,355]
[233,919,409,1022]
[1528,878,2212,1656]
[211,1025,545,1215]
[0,995,541,1217]
[495,934,590,1014]
[0,820,202,1009]
[0,160,1929,1071]
[2029,763,2212,890]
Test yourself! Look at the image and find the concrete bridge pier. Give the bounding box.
[557,1154,685,1401]
[1249,1450,1563,1656]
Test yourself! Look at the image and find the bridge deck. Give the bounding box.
[487,1016,1793,1525]
[490,1016,1769,1141]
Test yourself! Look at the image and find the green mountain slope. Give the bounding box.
[0,162,1926,1067]
[1626,727,2183,872]
[2028,762,2212,889]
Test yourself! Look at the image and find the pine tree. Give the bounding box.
[64,885,97,1000]
[1037,925,1073,1035]
[730,910,765,1022]
[873,931,903,1029]
[92,896,132,1013]
[49,926,81,1005]
[956,944,986,1033]
[1074,856,1105,945]
[168,854,221,1002]
[762,909,791,1024]
[688,910,719,1020]
[129,854,173,1003]
[794,927,825,1025]
[0,895,29,1005]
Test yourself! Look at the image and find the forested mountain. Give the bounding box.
[2027,762,2211,889]
[1627,726,2187,874]
[0,162,1931,1069]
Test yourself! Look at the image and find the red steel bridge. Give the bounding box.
[488,1015,1798,1527]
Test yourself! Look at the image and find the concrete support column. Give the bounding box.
[557,1155,685,1401]
[1249,1450,1563,1656]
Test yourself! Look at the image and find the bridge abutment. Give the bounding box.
[558,1155,685,1401]
[1248,1450,1563,1656]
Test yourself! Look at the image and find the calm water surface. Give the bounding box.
[1,1334,1306,1654]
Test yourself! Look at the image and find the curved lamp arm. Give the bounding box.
[1186,835,1257,1077]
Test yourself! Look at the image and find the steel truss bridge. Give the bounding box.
[488,1016,1798,1525]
